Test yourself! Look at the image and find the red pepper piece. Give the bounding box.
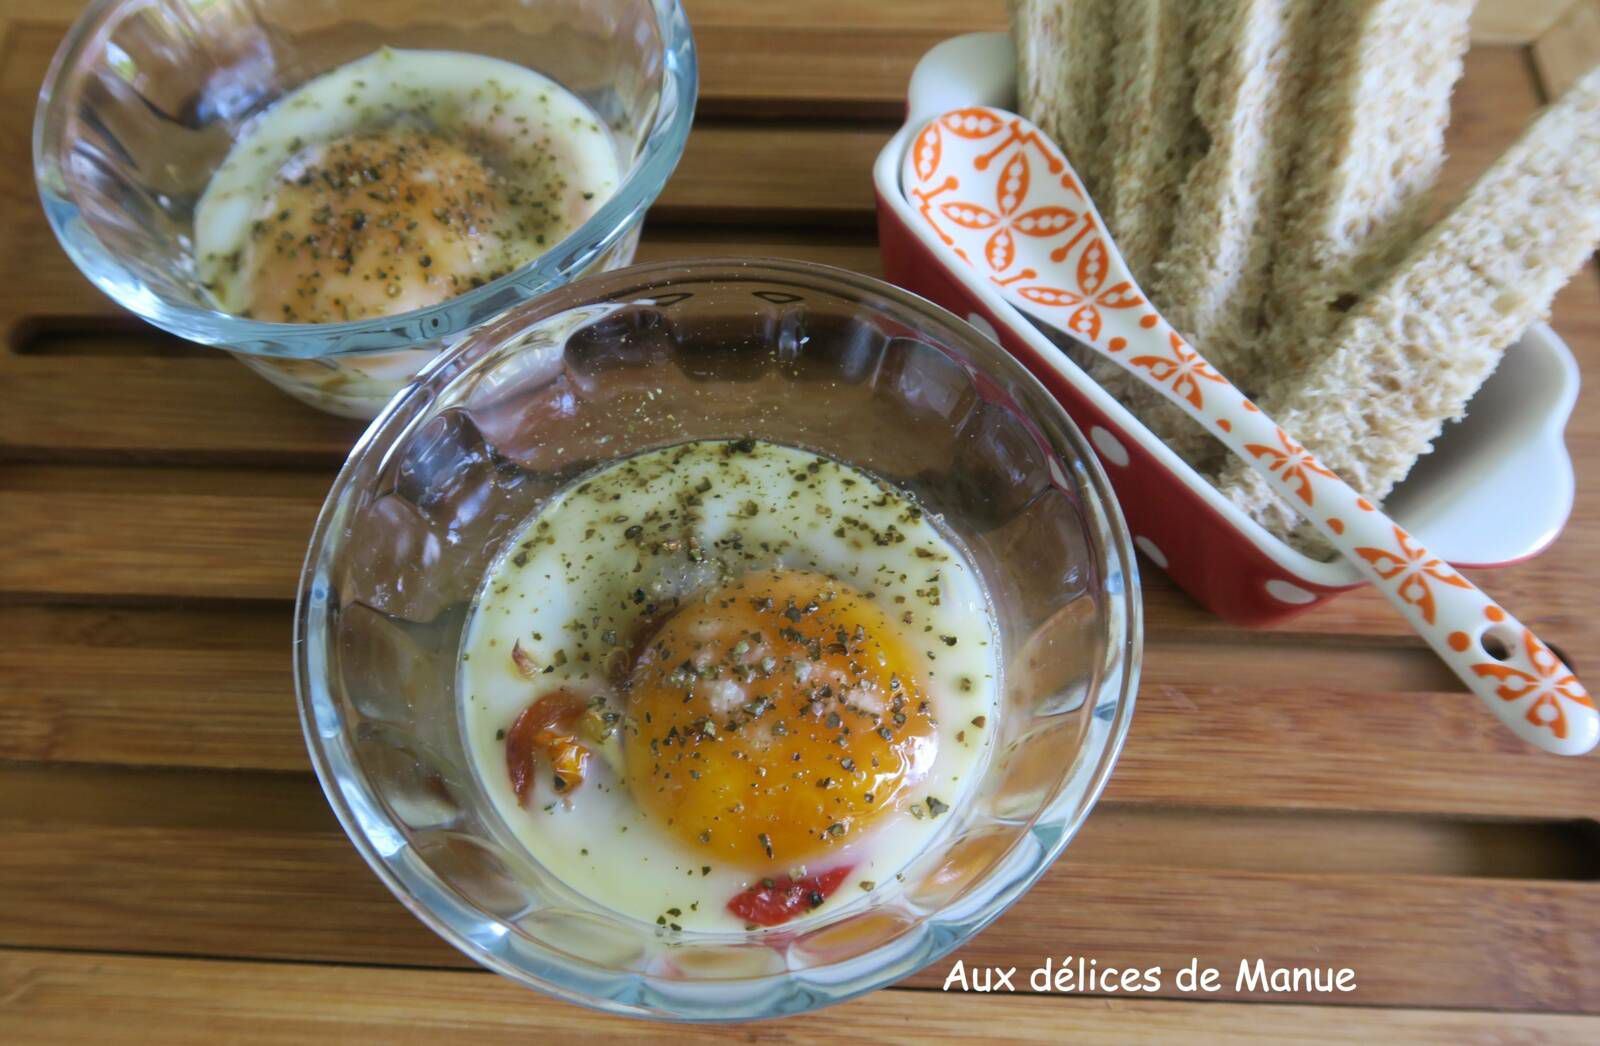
[726,864,855,927]
[505,690,591,805]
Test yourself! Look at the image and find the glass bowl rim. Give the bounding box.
[293,256,1142,1020]
[32,0,698,360]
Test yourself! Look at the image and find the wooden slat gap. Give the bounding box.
[8,315,208,359]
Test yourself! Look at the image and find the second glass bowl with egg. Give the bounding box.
[34,0,696,418]
[296,259,1140,1018]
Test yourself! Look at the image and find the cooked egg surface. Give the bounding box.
[194,48,619,323]
[458,440,1000,932]
[625,569,940,868]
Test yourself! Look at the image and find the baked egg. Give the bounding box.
[194,48,619,323]
[459,439,1000,931]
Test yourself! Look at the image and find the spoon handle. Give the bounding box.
[1088,305,1597,755]
[904,108,1596,754]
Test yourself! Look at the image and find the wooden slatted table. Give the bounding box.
[3,1,1599,1040]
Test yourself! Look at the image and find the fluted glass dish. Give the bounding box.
[34,0,696,418]
[295,258,1140,1019]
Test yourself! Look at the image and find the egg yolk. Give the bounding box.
[623,569,938,871]
[241,131,509,323]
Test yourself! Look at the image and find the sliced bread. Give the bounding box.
[1219,63,1600,554]
[1102,0,1203,282]
[1010,0,1064,127]
[1011,0,1117,203]
[1101,0,1319,471]
[1081,0,1212,470]
[1259,0,1471,382]
[1153,0,1317,397]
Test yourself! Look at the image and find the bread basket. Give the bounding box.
[873,33,1579,625]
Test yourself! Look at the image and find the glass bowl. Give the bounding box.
[295,258,1140,1019]
[34,0,696,418]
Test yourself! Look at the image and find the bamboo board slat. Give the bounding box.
[7,950,1595,1045]
[1,766,1596,1010]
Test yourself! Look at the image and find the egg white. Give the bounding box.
[458,440,1001,933]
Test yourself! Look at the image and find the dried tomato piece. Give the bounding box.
[726,864,854,927]
[505,690,592,805]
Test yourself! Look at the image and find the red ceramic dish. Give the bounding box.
[874,33,1579,625]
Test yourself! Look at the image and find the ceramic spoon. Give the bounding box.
[903,106,1596,755]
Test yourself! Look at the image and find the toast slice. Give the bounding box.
[1218,63,1600,553]
[1261,0,1471,380]
[1080,1,1210,468]
[1102,0,1203,283]
[1098,0,1317,471]
[1011,0,1117,202]
[1154,0,1316,396]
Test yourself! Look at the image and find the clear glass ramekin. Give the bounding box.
[34,0,696,418]
[295,258,1141,1020]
